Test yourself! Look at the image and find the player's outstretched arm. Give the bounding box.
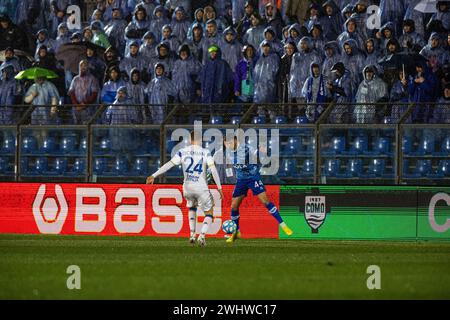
[208,164,223,199]
[146,161,176,184]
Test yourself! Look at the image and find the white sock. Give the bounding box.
[201,216,213,235]
[280,222,287,228]
[189,210,196,237]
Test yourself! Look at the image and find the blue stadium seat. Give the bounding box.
[54,158,68,174]
[428,160,450,179]
[132,157,149,175]
[323,136,345,155]
[300,158,314,177]
[0,157,7,172]
[283,136,302,155]
[322,159,340,177]
[209,116,223,124]
[22,136,38,154]
[35,157,49,173]
[293,116,308,124]
[279,158,297,177]
[273,116,287,124]
[404,159,432,178]
[365,137,391,156]
[166,164,183,177]
[79,137,87,153]
[1,135,15,154]
[305,137,315,155]
[97,137,111,154]
[337,159,363,178]
[112,157,129,175]
[345,135,368,155]
[40,137,57,154]
[402,159,410,176]
[20,158,28,174]
[383,116,392,124]
[230,116,241,124]
[412,135,435,155]
[402,136,413,155]
[251,116,265,124]
[363,158,386,178]
[93,158,107,174]
[71,158,86,174]
[434,136,450,156]
[61,136,76,154]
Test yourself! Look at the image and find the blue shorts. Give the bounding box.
[232,178,266,198]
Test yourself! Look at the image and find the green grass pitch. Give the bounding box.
[1,234,450,299]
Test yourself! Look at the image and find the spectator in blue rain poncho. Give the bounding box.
[164,0,191,19]
[354,65,388,124]
[309,24,326,54]
[103,0,129,22]
[101,66,127,104]
[125,5,150,55]
[420,32,450,74]
[24,75,60,125]
[304,3,321,32]
[35,29,56,60]
[364,38,383,75]
[120,41,148,79]
[259,26,283,57]
[429,1,450,31]
[146,63,177,123]
[0,64,19,124]
[431,83,450,124]
[203,5,227,35]
[200,45,234,103]
[201,20,220,64]
[320,0,344,42]
[398,19,426,52]
[86,45,106,85]
[341,38,366,86]
[327,62,355,123]
[322,41,341,80]
[231,0,246,26]
[139,31,158,61]
[263,2,283,39]
[149,5,170,42]
[187,8,205,41]
[289,36,322,102]
[350,1,370,40]
[170,6,190,44]
[90,9,105,31]
[105,86,140,151]
[302,62,328,122]
[378,22,397,55]
[172,44,202,104]
[236,1,256,38]
[379,0,406,35]
[408,60,438,123]
[149,41,174,78]
[126,68,147,122]
[68,60,100,124]
[104,7,128,55]
[137,0,158,18]
[219,27,243,72]
[341,3,354,21]
[160,24,181,54]
[185,22,204,62]
[404,0,427,38]
[54,22,71,53]
[390,69,411,123]
[243,13,266,50]
[337,16,365,51]
[286,23,306,47]
[253,40,280,104]
[0,47,22,75]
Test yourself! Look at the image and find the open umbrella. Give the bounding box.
[55,42,105,74]
[14,67,58,80]
[414,0,438,13]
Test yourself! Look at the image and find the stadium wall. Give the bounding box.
[0,183,448,241]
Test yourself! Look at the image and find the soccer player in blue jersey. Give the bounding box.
[224,136,293,243]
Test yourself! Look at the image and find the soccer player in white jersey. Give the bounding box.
[146,131,224,246]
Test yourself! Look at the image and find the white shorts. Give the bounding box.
[184,189,214,213]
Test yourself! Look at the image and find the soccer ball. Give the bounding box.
[222,220,237,234]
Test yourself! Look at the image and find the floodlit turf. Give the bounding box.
[0,234,449,299]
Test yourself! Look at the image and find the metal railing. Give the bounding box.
[0,102,448,185]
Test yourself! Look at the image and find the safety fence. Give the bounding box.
[0,102,448,185]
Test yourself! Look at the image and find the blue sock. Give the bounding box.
[231,209,240,230]
[266,202,283,224]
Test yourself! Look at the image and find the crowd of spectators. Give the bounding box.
[0,0,449,126]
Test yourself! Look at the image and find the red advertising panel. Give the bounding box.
[0,183,279,238]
